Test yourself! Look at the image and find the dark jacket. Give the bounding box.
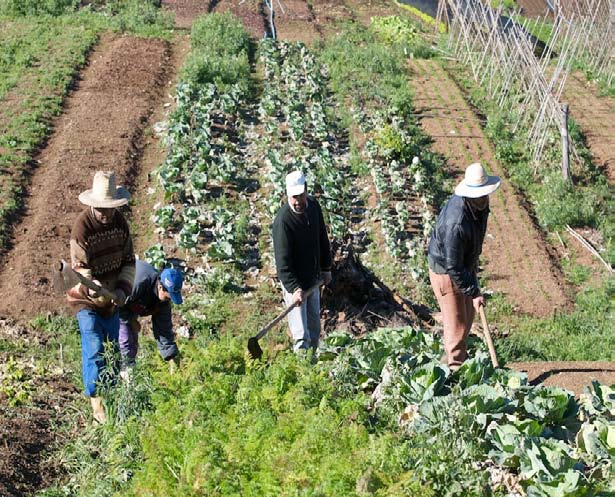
[120,260,172,336]
[272,197,332,293]
[427,195,489,297]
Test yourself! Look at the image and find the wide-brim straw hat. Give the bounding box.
[454,163,501,198]
[78,171,131,208]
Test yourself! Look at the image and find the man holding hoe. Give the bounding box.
[427,163,501,371]
[272,171,333,354]
[67,171,136,423]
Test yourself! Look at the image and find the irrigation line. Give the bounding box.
[264,0,277,39]
[565,225,614,273]
[409,113,488,123]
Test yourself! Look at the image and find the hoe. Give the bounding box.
[248,280,322,360]
[52,259,123,304]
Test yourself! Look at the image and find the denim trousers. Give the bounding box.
[282,286,321,351]
[76,309,120,397]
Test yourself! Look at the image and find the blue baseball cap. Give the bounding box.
[160,268,184,305]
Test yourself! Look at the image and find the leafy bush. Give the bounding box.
[318,22,414,115]
[182,13,252,92]
[370,15,434,58]
[0,0,77,16]
[124,338,432,496]
[531,171,603,230]
[498,277,615,362]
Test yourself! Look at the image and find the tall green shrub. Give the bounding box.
[0,0,77,16]
[182,12,252,93]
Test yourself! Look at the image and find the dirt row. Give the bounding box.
[408,58,570,318]
[0,36,175,319]
[563,71,615,184]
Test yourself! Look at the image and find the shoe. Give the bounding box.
[119,366,133,385]
[168,355,180,373]
[90,397,107,424]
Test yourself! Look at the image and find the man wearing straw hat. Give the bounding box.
[427,163,501,371]
[67,170,136,423]
[272,171,332,355]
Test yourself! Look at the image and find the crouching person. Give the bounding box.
[67,171,136,424]
[119,260,183,375]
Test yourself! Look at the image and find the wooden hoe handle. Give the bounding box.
[254,281,323,341]
[479,306,500,369]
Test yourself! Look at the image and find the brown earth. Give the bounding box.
[516,0,550,17]
[510,361,615,395]
[408,58,571,318]
[0,35,173,320]
[129,34,191,256]
[206,0,395,43]
[563,71,615,184]
[163,0,268,36]
[0,318,81,497]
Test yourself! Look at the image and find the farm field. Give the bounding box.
[562,72,615,184]
[408,58,570,318]
[0,1,613,496]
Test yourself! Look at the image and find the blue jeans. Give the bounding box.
[77,309,120,397]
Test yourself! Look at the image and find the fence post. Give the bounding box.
[560,103,571,182]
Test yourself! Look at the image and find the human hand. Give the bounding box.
[87,279,103,298]
[473,295,485,313]
[321,271,332,285]
[112,289,127,305]
[292,288,304,306]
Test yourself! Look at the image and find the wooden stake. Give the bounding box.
[561,103,571,182]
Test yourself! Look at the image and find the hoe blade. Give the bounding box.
[247,337,263,360]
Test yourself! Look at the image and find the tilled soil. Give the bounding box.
[510,361,615,395]
[408,59,570,318]
[206,0,394,43]
[0,382,80,497]
[516,0,550,17]
[0,319,81,497]
[163,0,268,36]
[0,35,173,320]
[563,72,615,184]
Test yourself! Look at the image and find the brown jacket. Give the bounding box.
[67,207,136,316]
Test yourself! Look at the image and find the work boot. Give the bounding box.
[119,364,134,385]
[168,355,180,374]
[90,397,107,424]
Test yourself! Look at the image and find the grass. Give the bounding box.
[488,276,615,363]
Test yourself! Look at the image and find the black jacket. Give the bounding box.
[427,195,489,297]
[272,197,332,293]
[120,260,172,334]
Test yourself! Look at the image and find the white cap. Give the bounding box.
[285,171,306,197]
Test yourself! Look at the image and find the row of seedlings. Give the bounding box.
[146,16,262,295]
[255,39,364,257]
[360,108,440,282]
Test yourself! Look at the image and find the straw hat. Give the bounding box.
[78,171,130,208]
[454,163,501,198]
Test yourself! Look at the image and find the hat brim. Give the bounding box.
[454,176,501,198]
[78,187,131,208]
[169,291,183,305]
[286,184,306,197]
